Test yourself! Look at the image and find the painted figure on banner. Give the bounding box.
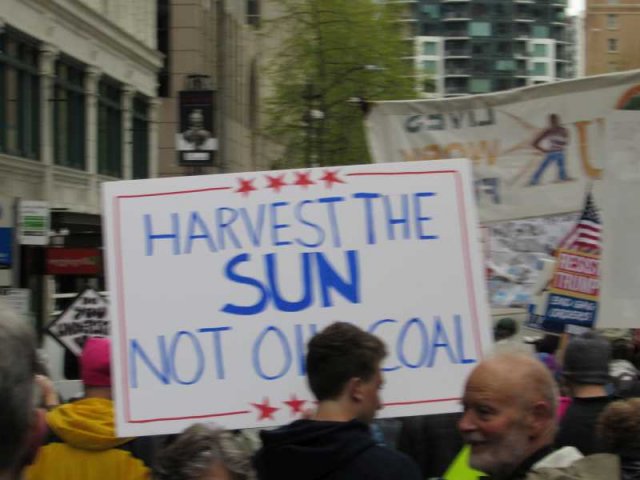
[529,114,571,186]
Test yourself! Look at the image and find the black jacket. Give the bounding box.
[556,396,614,454]
[621,457,640,480]
[396,413,463,479]
[254,419,421,480]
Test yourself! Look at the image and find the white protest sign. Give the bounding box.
[102,159,492,437]
[46,289,110,355]
[599,111,640,328]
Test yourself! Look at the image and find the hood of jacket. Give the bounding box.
[255,419,375,480]
[46,397,132,451]
[528,453,619,480]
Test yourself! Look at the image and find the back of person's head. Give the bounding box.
[563,331,611,386]
[598,398,640,457]
[154,424,254,480]
[80,337,111,388]
[0,301,38,473]
[535,334,560,355]
[612,338,634,362]
[494,317,517,341]
[306,322,386,401]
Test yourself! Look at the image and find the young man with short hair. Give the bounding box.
[254,322,421,480]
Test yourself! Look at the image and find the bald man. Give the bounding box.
[458,353,582,480]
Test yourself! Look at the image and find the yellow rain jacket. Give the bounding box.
[25,398,154,480]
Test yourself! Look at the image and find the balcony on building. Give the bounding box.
[514,24,531,39]
[514,5,536,22]
[445,45,472,57]
[514,45,529,59]
[442,4,471,21]
[514,0,535,4]
[441,0,470,3]
[444,26,471,38]
[552,12,568,25]
[445,58,470,76]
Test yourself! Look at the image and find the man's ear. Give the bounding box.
[347,377,364,403]
[528,401,554,437]
[21,408,47,467]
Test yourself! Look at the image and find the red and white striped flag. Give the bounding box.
[557,192,601,254]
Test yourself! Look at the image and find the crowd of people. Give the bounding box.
[2,300,640,480]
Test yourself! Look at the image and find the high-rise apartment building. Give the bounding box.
[403,0,573,96]
[585,0,640,76]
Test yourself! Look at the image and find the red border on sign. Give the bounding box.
[113,169,483,424]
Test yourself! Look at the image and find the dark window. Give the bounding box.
[247,0,260,27]
[97,79,122,177]
[0,28,40,159]
[132,95,149,179]
[53,58,85,169]
[157,0,170,97]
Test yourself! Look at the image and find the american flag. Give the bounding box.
[557,192,601,254]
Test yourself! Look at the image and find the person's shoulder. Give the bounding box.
[356,444,422,479]
[528,453,619,480]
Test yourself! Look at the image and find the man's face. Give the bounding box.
[356,369,384,424]
[458,366,533,477]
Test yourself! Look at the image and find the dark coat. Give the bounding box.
[254,419,421,480]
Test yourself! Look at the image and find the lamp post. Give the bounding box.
[302,64,384,168]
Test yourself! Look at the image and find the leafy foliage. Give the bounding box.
[263,0,417,168]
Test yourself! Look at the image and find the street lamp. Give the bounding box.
[302,64,385,167]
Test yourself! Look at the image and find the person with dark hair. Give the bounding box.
[254,322,421,480]
[493,317,534,355]
[555,332,614,455]
[26,337,162,479]
[0,301,45,480]
[529,113,570,186]
[155,424,255,480]
[598,398,640,479]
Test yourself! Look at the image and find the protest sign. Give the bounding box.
[528,193,602,332]
[599,110,640,328]
[102,159,492,436]
[487,213,578,308]
[365,70,640,222]
[46,289,110,356]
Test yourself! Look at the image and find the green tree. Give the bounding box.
[263,0,417,168]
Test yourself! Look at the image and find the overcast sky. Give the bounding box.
[568,0,584,15]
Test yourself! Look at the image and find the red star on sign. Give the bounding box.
[293,171,315,188]
[251,397,279,420]
[265,174,287,193]
[284,394,307,416]
[235,177,257,196]
[319,169,345,188]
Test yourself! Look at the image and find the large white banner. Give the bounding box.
[102,160,492,436]
[366,70,640,222]
[599,111,640,328]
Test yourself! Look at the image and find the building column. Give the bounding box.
[85,66,101,210]
[38,44,58,202]
[122,85,135,180]
[148,98,161,178]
